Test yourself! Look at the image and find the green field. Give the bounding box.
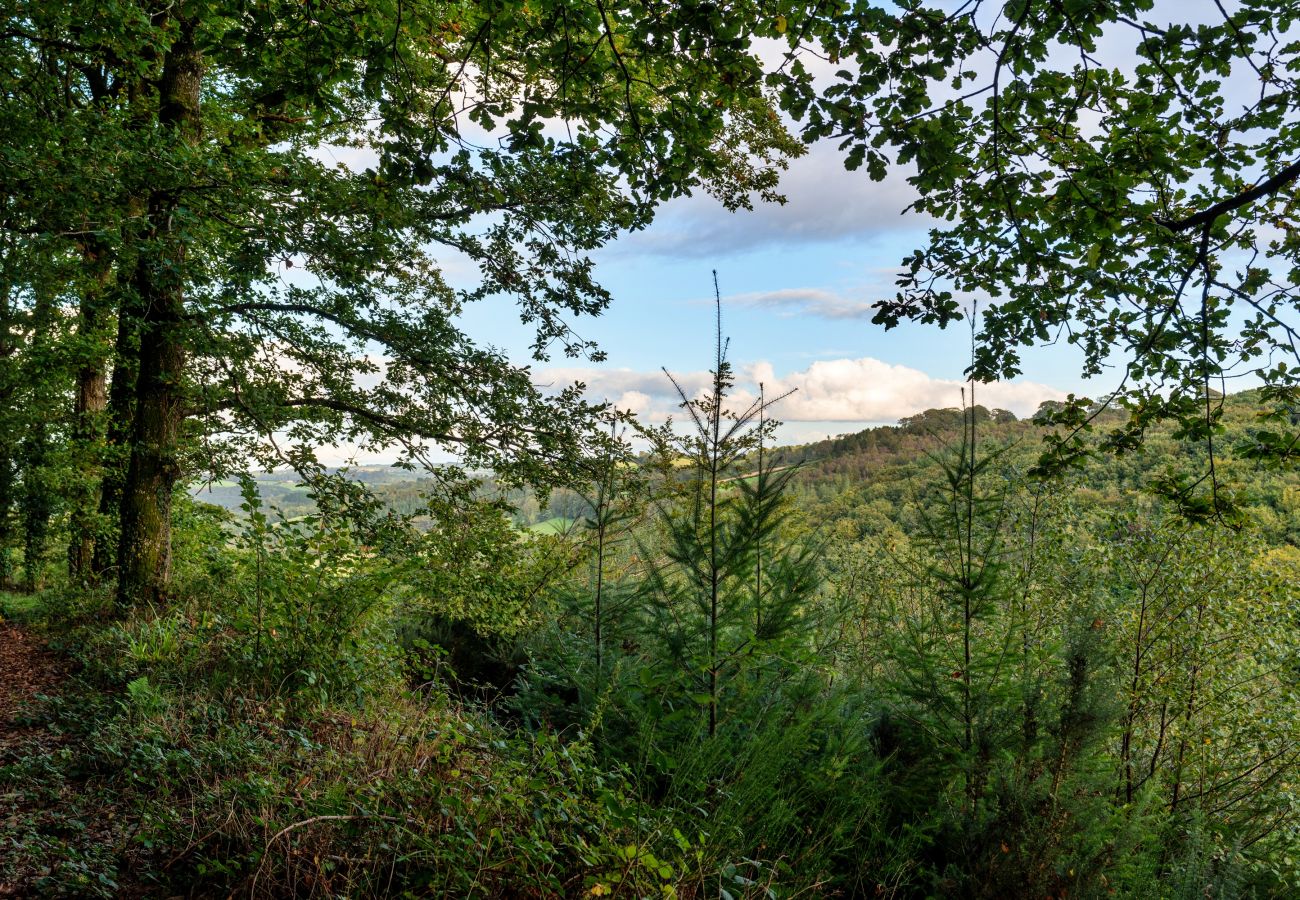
[528,516,576,535]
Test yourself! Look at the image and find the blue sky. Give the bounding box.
[475,0,1263,452]
[310,135,1086,466]
[456,138,1089,453]
[317,2,1272,465]
[319,3,1273,465]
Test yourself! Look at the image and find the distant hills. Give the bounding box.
[192,392,1300,548]
[189,466,428,517]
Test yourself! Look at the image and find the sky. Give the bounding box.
[311,136,1088,466]
[311,138,1091,466]
[445,0,1268,458]
[452,137,1083,457]
[316,0,1271,466]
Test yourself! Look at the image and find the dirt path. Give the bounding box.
[0,622,69,897]
[0,622,62,739]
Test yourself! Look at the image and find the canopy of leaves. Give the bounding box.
[774,0,1300,472]
[1,0,805,487]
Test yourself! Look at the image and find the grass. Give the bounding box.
[0,590,47,623]
[529,516,576,535]
[0,588,722,899]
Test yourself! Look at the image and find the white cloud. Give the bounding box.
[747,358,1064,422]
[540,357,1065,427]
[613,0,1232,262]
[538,366,711,400]
[537,366,714,420]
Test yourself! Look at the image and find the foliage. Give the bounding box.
[772,1,1300,474]
[754,387,1300,896]
[639,292,819,739]
[5,3,1300,893]
[1,650,696,897]
[0,0,812,606]
[5,383,1299,896]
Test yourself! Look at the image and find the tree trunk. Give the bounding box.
[91,68,154,582]
[92,288,139,579]
[18,281,58,592]
[68,243,112,584]
[0,252,15,588]
[115,26,201,608]
[20,422,51,592]
[0,457,14,589]
[69,355,108,581]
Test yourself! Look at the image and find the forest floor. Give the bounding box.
[0,621,63,733]
[0,603,212,899]
[0,621,69,894]
[0,619,69,896]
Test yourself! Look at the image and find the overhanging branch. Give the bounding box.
[1158,159,1300,232]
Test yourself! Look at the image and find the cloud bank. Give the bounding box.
[745,358,1063,421]
[541,356,1065,426]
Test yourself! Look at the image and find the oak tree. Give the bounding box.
[2,0,808,604]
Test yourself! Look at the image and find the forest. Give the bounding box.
[1,1,1299,897]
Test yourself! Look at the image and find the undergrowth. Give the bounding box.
[1,584,796,899]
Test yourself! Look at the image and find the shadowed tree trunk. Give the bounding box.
[20,422,51,592]
[92,284,139,580]
[115,24,201,608]
[68,241,112,584]
[0,458,13,588]
[90,75,154,584]
[0,238,16,588]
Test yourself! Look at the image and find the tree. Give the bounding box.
[573,414,644,677]
[0,235,75,591]
[778,1,1300,488]
[2,0,809,605]
[1096,519,1300,869]
[645,282,814,737]
[17,309,57,592]
[66,239,113,584]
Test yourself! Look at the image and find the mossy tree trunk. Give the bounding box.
[115,24,200,608]
[68,241,112,584]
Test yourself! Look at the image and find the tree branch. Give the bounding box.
[1158,159,1300,232]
